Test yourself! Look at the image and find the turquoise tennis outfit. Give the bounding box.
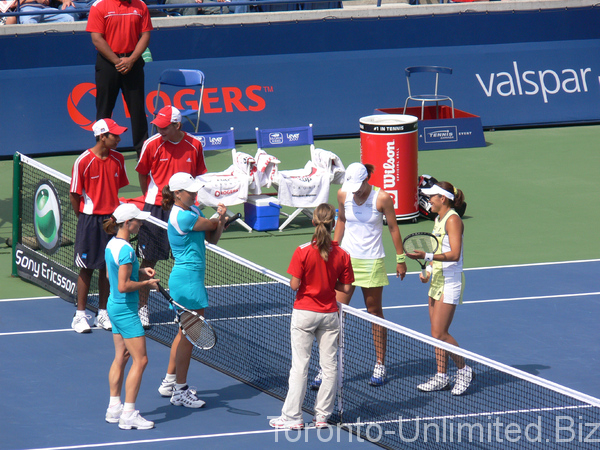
[105,237,145,339]
[168,205,209,310]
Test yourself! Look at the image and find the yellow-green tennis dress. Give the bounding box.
[428,209,465,305]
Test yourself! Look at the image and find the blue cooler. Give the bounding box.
[244,195,280,231]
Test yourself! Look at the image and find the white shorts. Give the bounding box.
[428,271,464,305]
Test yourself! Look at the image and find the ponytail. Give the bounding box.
[437,181,465,209]
[102,215,120,235]
[162,185,176,211]
[312,203,335,261]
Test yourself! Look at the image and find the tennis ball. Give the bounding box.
[34,185,61,252]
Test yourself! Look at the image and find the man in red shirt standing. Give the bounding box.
[86,0,153,156]
[134,105,207,328]
[70,119,130,333]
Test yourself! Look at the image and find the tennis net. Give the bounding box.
[13,152,600,449]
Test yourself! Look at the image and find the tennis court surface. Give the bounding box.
[2,126,600,449]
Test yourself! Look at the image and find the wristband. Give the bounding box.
[396,253,406,264]
[426,265,433,275]
[425,253,434,262]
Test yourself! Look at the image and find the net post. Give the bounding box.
[11,152,22,277]
[336,302,345,422]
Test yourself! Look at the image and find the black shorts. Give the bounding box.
[137,203,171,262]
[74,213,111,270]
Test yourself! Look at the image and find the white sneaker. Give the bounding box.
[118,410,154,430]
[139,305,150,329]
[269,415,304,430]
[369,363,387,386]
[170,386,206,408]
[158,378,176,397]
[105,404,123,424]
[313,414,328,429]
[452,366,474,396]
[71,313,92,333]
[418,373,450,392]
[310,369,323,390]
[94,310,112,331]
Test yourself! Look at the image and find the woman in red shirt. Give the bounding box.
[269,203,354,430]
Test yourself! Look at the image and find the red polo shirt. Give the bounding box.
[70,149,129,215]
[135,132,207,205]
[86,0,153,55]
[287,241,354,313]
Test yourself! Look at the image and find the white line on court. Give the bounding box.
[0,296,61,302]
[23,427,314,450]
[376,291,600,311]
[0,327,103,336]
[386,258,600,278]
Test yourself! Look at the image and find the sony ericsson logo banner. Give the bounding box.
[33,180,62,254]
[423,126,458,144]
[15,244,77,301]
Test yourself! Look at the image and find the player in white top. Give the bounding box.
[333,162,407,386]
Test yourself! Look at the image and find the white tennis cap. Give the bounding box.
[421,184,454,201]
[341,162,368,193]
[92,118,128,137]
[169,172,204,192]
[113,203,150,223]
[151,105,182,128]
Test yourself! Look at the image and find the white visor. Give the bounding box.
[421,184,454,201]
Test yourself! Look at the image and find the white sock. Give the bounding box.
[76,310,86,317]
[165,373,176,383]
[458,365,471,373]
[175,383,187,391]
[109,396,121,407]
[437,372,449,379]
[123,402,135,413]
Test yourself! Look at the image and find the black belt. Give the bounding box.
[116,52,133,58]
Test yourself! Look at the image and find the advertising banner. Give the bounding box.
[1,6,599,156]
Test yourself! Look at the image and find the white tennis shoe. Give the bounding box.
[94,310,112,331]
[369,363,387,386]
[269,416,304,430]
[118,410,154,430]
[170,386,206,408]
[452,366,474,396]
[158,378,176,397]
[72,313,92,333]
[105,404,123,424]
[418,373,450,392]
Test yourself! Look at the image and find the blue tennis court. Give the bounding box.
[2,259,599,449]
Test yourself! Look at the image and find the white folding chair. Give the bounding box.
[255,124,344,232]
[153,69,205,133]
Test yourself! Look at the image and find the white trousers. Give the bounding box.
[281,309,339,421]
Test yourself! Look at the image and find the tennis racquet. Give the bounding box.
[156,283,217,350]
[403,232,439,277]
[224,212,242,230]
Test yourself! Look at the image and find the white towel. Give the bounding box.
[232,149,261,194]
[276,162,330,208]
[254,149,280,189]
[311,147,346,184]
[195,167,250,207]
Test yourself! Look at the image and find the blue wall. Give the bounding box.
[1,5,599,156]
